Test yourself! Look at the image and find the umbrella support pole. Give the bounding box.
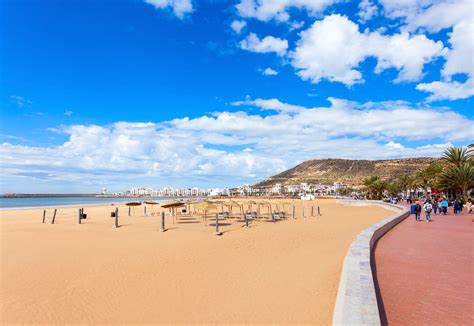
[114,208,119,228]
[214,213,222,236]
[160,211,166,232]
[51,209,57,224]
[318,206,321,216]
[42,210,46,223]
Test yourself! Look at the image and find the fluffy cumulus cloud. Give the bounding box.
[240,33,288,56]
[230,20,247,33]
[416,78,474,101]
[144,0,193,19]
[260,67,278,76]
[377,0,474,101]
[358,0,378,23]
[290,14,445,86]
[236,0,338,22]
[2,98,473,190]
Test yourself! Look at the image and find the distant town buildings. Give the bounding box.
[121,181,347,198]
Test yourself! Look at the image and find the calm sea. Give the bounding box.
[0,197,194,210]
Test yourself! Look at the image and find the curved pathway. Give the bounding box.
[374,206,473,325]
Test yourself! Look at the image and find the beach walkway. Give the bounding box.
[374,206,473,325]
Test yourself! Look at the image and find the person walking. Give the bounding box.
[415,202,422,221]
[453,199,460,214]
[432,200,438,215]
[424,201,433,222]
[441,198,448,215]
[466,200,473,214]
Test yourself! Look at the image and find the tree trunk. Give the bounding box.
[462,186,468,202]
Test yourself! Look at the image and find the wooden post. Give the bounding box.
[318,206,321,216]
[160,211,166,232]
[128,207,131,216]
[78,208,82,224]
[144,206,147,216]
[51,209,57,224]
[215,213,222,236]
[42,210,46,223]
[244,211,249,228]
[292,205,295,219]
[311,206,314,217]
[114,207,119,228]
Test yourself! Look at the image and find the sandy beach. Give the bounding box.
[1,199,393,324]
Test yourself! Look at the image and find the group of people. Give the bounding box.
[413,197,473,222]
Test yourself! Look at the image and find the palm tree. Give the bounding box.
[362,176,380,199]
[387,180,402,197]
[437,163,474,201]
[414,162,443,195]
[362,176,388,199]
[441,147,471,167]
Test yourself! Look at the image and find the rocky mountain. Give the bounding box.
[256,158,438,187]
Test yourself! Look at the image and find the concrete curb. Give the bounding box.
[332,200,409,326]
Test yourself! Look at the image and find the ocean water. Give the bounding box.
[0,197,193,209]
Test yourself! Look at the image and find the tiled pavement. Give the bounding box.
[374,205,473,325]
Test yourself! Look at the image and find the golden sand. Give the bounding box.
[0,199,392,324]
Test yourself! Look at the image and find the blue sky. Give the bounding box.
[1,0,473,193]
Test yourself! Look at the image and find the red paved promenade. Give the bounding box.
[374,206,473,325]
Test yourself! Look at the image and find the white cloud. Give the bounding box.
[377,0,474,101]
[232,97,305,113]
[235,0,339,22]
[290,14,445,86]
[416,18,474,101]
[358,0,378,23]
[230,20,247,33]
[260,67,279,75]
[379,0,472,33]
[144,0,193,19]
[442,20,474,79]
[240,33,288,56]
[416,78,474,101]
[289,20,305,31]
[2,97,472,191]
[64,110,73,116]
[10,95,32,108]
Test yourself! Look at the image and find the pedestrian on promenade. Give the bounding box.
[453,199,461,214]
[432,200,438,215]
[415,202,422,221]
[466,200,473,213]
[424,201,433,222]
[441,198,448,215]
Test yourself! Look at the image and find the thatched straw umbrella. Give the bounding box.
[144,201,159,216]
[193,201,218,226]
[257,200,273,219]
[225,200,243,218]
[161,201,185,224]
[126,202,141,216]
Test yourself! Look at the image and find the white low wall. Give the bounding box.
[332,200,409,326]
